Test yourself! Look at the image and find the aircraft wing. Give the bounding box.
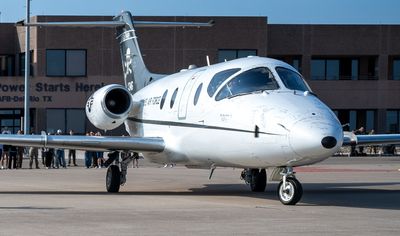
[343,131,400,146]
[0,134,165,152]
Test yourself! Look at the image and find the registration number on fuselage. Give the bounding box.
[143,96,161,106]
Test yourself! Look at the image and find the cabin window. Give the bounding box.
[215,67,279,101]
[207,68,240,97]
[276,67,310,92]
[160,90,168,109]
[193,83,203,106]
[170,88,178,108]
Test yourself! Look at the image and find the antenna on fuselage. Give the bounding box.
[206,55,210,66]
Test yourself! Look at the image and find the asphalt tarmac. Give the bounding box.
[0,155,399,236]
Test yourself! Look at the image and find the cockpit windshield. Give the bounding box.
[215,67,279,101]
[276,67,310,92]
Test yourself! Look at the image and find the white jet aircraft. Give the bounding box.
[3,11,400,205]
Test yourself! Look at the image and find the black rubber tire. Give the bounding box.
[250,169,267,192]
[277,177,303,205]
[106,165,121,193]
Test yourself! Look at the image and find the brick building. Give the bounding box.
[0,15,399,134]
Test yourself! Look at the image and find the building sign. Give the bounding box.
[0,77,117,108]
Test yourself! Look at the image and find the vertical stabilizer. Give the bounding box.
[114,12,151,94]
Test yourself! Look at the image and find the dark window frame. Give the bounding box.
[19,51,34,76]
[333,109,376,132]
[218,49,258,62]
[386,109,400,133]
[311,57,361,81]
[390,57,400,80]
[46,49,87,77]
[0,54,16,76]
[270,55,302,73]
[46,108,86,134]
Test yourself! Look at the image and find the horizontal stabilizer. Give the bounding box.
[17,21,126,27]
[17,20,214,28]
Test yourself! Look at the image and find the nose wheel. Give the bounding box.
[277,167,303,205]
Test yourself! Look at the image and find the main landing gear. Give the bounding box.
[241,167,303,205]
[241,168,267,192]
[105,151,135,193]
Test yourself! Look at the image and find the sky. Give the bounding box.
[0,0,399,24]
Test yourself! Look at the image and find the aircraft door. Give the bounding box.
[178,72,201,119]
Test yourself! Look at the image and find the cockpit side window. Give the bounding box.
[276,67,310,92]
[215,67,279,101]
[207,68,240,97]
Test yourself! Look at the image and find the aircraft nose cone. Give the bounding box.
[289,119,342,159]
[321,136,337,149]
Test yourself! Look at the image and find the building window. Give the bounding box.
[218,49,257,62]
[46,109,85,134]
[0,55,15,76]
[46,49,86,77]
[0,109,20,134]
[19,51,34,76]
[386,110,400,133]
[271,56,302,73]
[334,109,375,132]
[391,58,400,80]
[311,58,358,80]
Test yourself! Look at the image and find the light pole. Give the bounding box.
[24,0,30,134]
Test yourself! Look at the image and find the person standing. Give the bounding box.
[90,131,98,168]
[29,146,39,169]
[354,127,366,156]
[67,130,77,166]
[132,152,139,168]
[45,148,55,169]
[16,130,25,169]
[55,129,67,168]
[1,127,11,169]
[8,145,17,169]
[96,132,104,168]
[84,132,92,168]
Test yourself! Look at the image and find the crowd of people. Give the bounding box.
[0,128,141,170]
[349,126,397,156]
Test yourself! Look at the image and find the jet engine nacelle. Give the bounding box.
[85,84,133,130]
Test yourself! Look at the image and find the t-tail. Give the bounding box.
[18,11,213,95]
[114,12,151,94]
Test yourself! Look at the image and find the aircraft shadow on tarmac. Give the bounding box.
[0,182,399,210]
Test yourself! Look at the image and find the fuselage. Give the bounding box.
[126,56,343,169]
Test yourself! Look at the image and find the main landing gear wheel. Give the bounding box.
[250,169,267,192]
[277,177,303,205]
[106,165,121,193]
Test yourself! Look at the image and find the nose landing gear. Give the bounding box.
[277,167,302,205]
